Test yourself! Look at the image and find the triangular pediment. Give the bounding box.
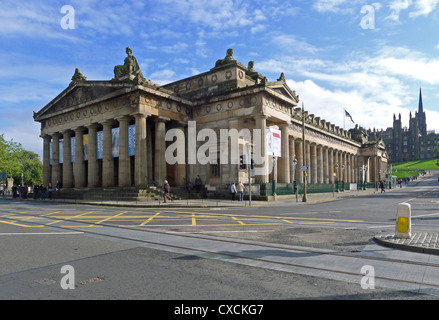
[34,82,132,121]
[266,80,299,104]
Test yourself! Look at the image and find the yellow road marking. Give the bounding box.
[94,211,128,225]
[232,217,246,225]
[139,211,162,226]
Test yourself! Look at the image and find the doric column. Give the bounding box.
[328,148,334,184]
[173,126,186,187]
[62,130,73,188]
[348,154,352,183]
[306,141,311,183]
[311,143,317,184]
[317,145,323,184]
[278,123,290,183]
[42,135,51,187]
[154,117,167,185]
[323,146,329,184]
[254,115,268,184]
[101,120,115,187]
[289,137,296,184]
[51,133,61,187]
[118,116,131,187]
[73,127,86,188]
[134,113,148,186]
[87,124,99,188]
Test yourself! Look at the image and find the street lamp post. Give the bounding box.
[292,156,298,202]
[302,103,307,202]
[341,164,345,191]
[335,163,339,192]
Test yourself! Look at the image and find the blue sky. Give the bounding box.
[2,0,439,160]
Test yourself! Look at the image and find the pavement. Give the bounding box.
[2,181,438,256]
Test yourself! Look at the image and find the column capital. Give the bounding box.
[131,111,150,119]
[116,115,132,122]
[155,116,170,123]
[99,119,116,126]
[62,129,73,136]
[253,114,267,120]
[41,134,52,141]
[73,126,87,133]
[86,123,100,130]
[51,132,62,139]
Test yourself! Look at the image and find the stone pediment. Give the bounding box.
[34,82,131,121]
[266,80,299,104]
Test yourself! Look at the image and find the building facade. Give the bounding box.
[369,89,439,163]
[33,48,387,195]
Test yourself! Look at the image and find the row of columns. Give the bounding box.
[277,127,359,185]
[42,113,169,189]
[252,117,360,186]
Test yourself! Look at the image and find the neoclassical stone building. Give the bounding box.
[33,48,387,196]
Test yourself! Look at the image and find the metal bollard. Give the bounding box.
[395,203,411,239]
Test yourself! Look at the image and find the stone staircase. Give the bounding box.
[52,186,171,202]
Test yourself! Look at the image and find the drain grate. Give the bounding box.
[79,277,104,285]
[35,278,56,285]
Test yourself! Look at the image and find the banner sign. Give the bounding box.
[128,124,135,156]
[266,127,281,157]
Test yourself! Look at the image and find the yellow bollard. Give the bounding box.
[395,203,411,239]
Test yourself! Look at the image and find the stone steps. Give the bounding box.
[51,186,177,202]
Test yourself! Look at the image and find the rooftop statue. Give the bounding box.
[114,47,145,82]
[215,48,236,67]
[71,68,87,82]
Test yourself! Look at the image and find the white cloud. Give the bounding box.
[409,0,439,17]
[313,0,349,13]
[272,35,320,54]
[386,0,439,20]
[257,45,439,132]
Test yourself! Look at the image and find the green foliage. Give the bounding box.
[0,134,42,185]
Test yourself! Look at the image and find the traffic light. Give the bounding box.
[250,157,254,170]
[239,155,247,170]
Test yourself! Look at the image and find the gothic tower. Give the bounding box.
[392,113,402,162]
[417,88,427,136]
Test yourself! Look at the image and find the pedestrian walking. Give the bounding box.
[163,180,173,203]
[380,180,385,193]
[237,181,244,201]
[230,182,237,201]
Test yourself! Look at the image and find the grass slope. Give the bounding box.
[390,158,439,179]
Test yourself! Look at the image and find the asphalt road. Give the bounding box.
[0,172,438,303]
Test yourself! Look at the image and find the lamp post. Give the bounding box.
[302,102,307,202]
[341,164,345,191]
[292,156,298,202]
[335,163,339,192]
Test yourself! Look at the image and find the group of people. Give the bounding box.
[230,181,245,201]
[33,181,62,200]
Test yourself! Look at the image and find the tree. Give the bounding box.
[0,134,42,185]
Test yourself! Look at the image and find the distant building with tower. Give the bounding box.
[367,89,439,163]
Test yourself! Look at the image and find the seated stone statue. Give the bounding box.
[215,48,235,67]
[71,68,87,82]
[114,47,145,82]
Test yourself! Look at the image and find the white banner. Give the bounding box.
[266,127,281,157]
